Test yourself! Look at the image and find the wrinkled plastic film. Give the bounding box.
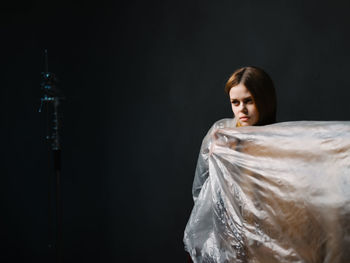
[184,119,350,263]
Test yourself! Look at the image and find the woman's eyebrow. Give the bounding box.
[231,96,252,101]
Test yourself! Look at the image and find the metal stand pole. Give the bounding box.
[39,49,64,263]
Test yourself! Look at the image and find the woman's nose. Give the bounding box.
[240,103,248,113]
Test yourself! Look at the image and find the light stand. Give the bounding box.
[39,49,64,263]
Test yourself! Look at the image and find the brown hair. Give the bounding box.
[225,66,277,125]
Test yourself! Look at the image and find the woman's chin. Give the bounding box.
[239,120,251,126]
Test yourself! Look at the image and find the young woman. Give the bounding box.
[185,66,277,262]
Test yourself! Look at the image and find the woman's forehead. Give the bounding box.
[229,83,252,99]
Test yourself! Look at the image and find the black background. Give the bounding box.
[2,0,350,262]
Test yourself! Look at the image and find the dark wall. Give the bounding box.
[2,1,350,262]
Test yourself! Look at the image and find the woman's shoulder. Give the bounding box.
[211,118,237,129]
[202,118,237,140]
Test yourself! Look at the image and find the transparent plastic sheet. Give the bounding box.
[184,119,350,263]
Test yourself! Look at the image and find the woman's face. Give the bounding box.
[229,83,259,126]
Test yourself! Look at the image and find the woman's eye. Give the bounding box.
[231,100,239,106]
[245,98,253,104]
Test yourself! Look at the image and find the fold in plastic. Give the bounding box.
[184,119,350,263]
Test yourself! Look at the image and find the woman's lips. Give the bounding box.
[240,116,249,121]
